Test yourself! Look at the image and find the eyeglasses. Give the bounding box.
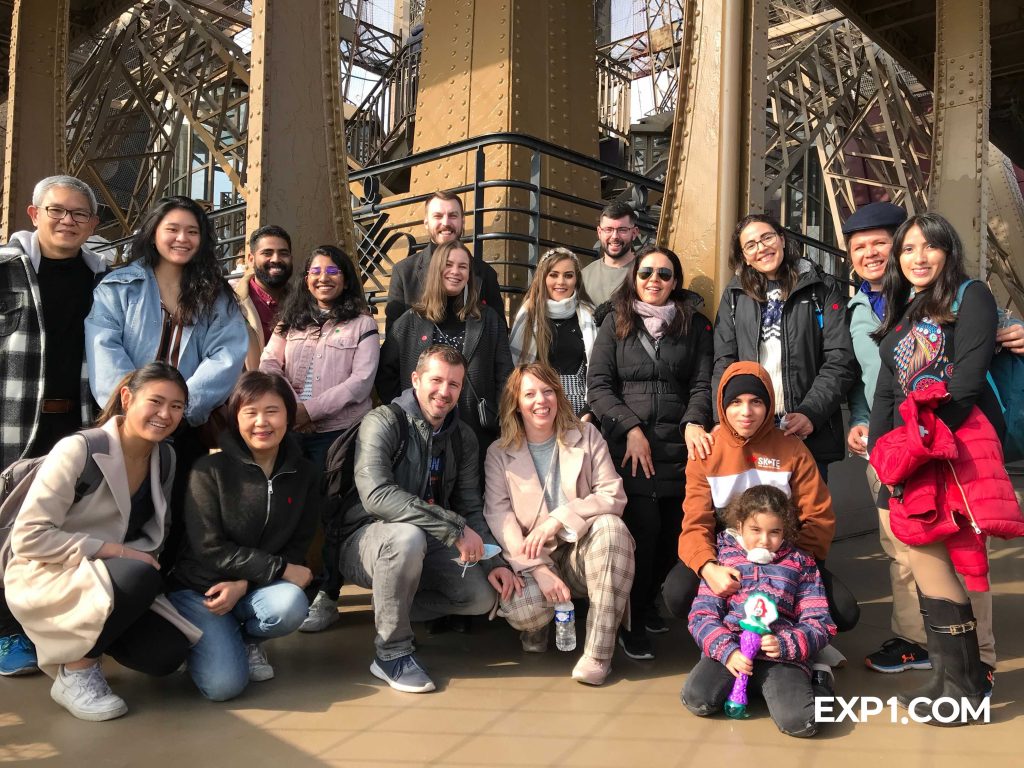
[741,231,779,255]
[637,266,673,281]
[599,226,635,237]
[43,206,93,224]
[308,265,341,276]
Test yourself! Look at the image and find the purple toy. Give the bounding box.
[724,592,778,719]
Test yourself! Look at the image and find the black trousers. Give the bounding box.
[86,558,189,676]
[160,423,209,571]
[662,559,860,632]
[622,494,683,634]
[0,589,22,637]
[682,656,817,738]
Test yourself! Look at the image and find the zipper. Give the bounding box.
[946,460,982,535]
[261,466,297,532]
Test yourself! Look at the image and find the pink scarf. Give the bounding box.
[633,300,677,340]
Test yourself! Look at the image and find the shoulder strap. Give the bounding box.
[73,429,110,503]
[952,279,978,316]
[357,328,378,343]
[385,403,409,466]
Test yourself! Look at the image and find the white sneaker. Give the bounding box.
[50,663,128,722]
[247,643,274,682]
[299,591,340,633]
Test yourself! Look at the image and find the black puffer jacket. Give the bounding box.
[712,261,855,464]
[587,299,713,498]
[376,305,513,450]
[171,430,321,592]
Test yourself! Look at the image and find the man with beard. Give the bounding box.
[581,201,639,306]
[385,192,506,333]
[336,345,519,693]
[235,224,293,368]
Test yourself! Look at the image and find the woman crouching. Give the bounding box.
[2,363,195,721]
[484,362,634,685]
[168,371,320,701]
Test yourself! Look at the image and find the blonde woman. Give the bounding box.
[376,240,513,456]
[509,248,598,415]
[484,362,634,686]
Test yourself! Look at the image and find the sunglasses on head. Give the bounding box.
[637,266,673,281]
[308,265,341,276]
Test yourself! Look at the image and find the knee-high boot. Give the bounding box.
[897,590,942,707]
[901,596,986,727]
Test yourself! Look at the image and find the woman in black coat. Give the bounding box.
[377,241,513,459]
[587,245,713,660]
[714,214,855,477]
[167,372,320,702]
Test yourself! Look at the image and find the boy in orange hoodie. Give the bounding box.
[663,361,858,636]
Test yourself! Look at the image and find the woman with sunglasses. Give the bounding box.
[259,245,379,472]
[509,248,598,416]
[377,240,513,460]
[714,214,855,478]
[587,245,713,660]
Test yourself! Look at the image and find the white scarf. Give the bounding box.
[509,292,597,364]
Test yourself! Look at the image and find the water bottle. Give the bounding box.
[554,601,576,652]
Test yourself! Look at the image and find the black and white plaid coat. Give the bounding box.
[0,233,103,466]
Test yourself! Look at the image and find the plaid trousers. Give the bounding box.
[500,514,634,661]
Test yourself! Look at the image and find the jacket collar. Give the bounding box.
[7,230,105,274]
[91,417,168,528]
[217,427,305,474]
[499,427,585,511]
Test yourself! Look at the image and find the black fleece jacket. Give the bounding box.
[170,430,321,593]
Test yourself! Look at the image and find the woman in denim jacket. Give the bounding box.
[85,196,248,560]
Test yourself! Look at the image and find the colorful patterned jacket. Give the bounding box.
[688,531,836,676]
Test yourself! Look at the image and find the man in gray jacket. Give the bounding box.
[339,345,521,693]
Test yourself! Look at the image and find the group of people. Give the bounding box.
[0,176,1021,737]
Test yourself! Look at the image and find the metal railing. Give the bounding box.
[346,45,421,167]
[348,132,664,305]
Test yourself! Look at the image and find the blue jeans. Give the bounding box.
[169,581,309,701]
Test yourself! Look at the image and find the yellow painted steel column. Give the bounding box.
[929,0,990,278]
[657,0,767,311]
[406,0,600,291]
[246,0,356,262]
[2,0,69,239]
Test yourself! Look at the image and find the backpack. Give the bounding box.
[0,430,172,566]
[952,280,1024,462]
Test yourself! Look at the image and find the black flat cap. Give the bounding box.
[841,201,907,236]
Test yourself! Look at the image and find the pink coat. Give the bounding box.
[484,422,628,572]
[260,314,379,433]
[871,382,1024,591]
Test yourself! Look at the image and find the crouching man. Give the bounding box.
[338,345,520,692]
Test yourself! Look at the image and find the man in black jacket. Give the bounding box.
[338,345,520,693]
[384,191,506,332]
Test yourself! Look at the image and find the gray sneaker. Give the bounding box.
[50,664,128,722]
[370,654,436,693]
[247,643,274,682]
[299,590,340,633]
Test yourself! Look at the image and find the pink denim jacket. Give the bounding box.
[260,313,380,433]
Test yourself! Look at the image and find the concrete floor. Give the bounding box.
[2,457,1022,767]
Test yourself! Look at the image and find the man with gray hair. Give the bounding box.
[0,175,105,677]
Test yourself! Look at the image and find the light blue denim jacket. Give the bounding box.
[85,261,248,426]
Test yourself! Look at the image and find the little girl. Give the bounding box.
[682,485,836,737]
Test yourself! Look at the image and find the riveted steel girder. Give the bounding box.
[245,0,356,261]
[929,0,990,277]
[657,0,769,310]
[2,0,69,238]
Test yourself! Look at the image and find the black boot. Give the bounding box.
[897,590,942,708]
[904,596,986,727]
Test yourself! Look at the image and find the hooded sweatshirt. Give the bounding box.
[678,361,835,573]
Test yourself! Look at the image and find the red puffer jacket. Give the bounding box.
[870,382,1024,591]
